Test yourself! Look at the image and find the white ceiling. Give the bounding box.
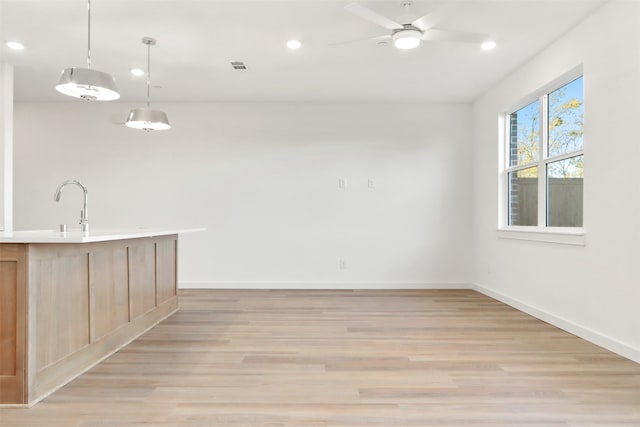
[1,0,605,103]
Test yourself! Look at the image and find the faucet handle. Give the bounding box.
[80,210,84,224]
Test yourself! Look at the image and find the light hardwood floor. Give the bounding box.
[1,289,639,426]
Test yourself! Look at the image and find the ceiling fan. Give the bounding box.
[339,1,493,50]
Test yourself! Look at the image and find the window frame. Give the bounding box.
[498,67,585,245]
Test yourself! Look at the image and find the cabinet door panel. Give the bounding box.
[0,261,18,376]
[33,254,90,371]
[128,243,156,319]
[90,248,129,341]
[156,238,177,305]
[0,245,27,403]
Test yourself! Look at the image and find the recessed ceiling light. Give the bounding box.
[6,41,25,50]
[286,40,302,50]
[481,41,497,51]
[130,68,145,76]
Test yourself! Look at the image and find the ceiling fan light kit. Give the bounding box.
[392,27,422,49]
[56,0,120,101]
[125,37,171,132]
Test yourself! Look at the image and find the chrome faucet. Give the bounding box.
[54,180,89,233]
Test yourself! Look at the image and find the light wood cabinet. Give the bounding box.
[0,244,27,404]
[0,234,178,406]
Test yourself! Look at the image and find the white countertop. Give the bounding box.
[0,228,205,243]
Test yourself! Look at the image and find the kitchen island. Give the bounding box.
[0,228,199,406]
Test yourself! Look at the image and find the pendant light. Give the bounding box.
[56,0,119,101]
[125,37,170,131]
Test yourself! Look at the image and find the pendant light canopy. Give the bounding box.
[56,0,119,101]
[126,37,170,131]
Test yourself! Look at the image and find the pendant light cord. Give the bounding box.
[87,0,92,69]
[147,41,151,108]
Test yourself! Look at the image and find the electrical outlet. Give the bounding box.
[338,178,347,189]
[368,178,375,188]
[339,259,347,269]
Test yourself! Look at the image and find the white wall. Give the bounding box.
[472,0,640,362]
[0,0,3,230]
[0,64,14,231]
[0,64,5,230]
[14,102,473,288]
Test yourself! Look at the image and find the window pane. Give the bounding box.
[548,76,583,157]
[508,166,538,226]
[509,100,540,167]
[547,155,583,227]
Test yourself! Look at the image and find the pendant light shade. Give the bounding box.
[56,0,119,101]
[126,108,171,131]
[125,37,170,132]
[56,68,119,101]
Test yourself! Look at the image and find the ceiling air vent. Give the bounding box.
[230,61,247,70]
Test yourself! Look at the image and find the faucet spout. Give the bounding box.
[54,180,89,232]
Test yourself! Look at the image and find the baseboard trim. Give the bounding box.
[179,281,471,290]
[473,283,640,364]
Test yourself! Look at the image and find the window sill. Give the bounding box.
[496,227,585,246]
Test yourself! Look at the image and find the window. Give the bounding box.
[504,75,584,231]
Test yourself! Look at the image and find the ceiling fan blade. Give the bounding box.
[329,34,391,46]
[422,29,489,44]
[411,3,455,31]
[344,2,403,30]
